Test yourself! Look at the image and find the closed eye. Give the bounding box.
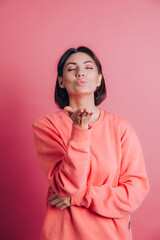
[86,67,93,69]
[68,68,76,71]
[67,67,93,71]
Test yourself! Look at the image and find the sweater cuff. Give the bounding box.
[70,124,92,147]
[71,185,88,207]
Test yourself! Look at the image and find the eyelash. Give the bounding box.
[68,67,93,71]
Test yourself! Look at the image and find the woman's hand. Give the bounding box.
[48,190,71,210]
[64,106,94,129]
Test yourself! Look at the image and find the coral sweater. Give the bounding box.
[32,109,149,240]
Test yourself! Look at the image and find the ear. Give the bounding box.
[58,76,65,88]
[97,74,102,87]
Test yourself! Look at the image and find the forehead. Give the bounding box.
[65,52,94,64]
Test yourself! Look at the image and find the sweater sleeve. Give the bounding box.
[32,117,92,197]
[71,125,150,218]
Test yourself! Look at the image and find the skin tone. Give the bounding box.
[48,189,71,210]
[48,52,102,209]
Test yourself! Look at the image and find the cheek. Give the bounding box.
[63,75,73,85]
[89,73,99,84]
[63,78,75,91]
[89,71,98,78]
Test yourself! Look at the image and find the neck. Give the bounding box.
[68,94,97,111]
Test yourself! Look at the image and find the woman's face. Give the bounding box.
[58,52,102,97]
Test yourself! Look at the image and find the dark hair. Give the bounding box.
[54,46,107,109]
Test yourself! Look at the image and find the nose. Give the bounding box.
[76,73,84,78]
[75,68,85,78]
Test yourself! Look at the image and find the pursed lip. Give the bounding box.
[76,79,87,84]
[76,79,87,87]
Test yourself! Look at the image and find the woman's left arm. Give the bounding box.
[71,126,150,218]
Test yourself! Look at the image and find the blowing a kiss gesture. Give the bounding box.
[64,106,94,129]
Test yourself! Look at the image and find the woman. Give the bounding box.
[32,46,149,240]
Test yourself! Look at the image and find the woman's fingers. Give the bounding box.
[48,191,71,209]
[48,193,58,202]
[64,106,94,129]
[80,109,92,117]
[74,109,94,129]
[48,196,65,207]
[77,109,93,118]
[59,204,68,210]
[64,106,93,119]
[54,199,70,209]
[51,197,62,206]
[77,109,94,123]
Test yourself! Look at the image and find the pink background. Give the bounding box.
[0,0,160,239]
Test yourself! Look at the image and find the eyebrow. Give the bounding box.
[65,60,94,67]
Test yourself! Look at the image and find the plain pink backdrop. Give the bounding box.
[0,0,159,239]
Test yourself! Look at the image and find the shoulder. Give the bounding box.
[32,110,67,127]
[32,110,66,125]
[103,110,135,136]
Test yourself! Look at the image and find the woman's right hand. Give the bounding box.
[64,106,94,129]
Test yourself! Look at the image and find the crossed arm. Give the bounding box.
[32,109,149,218]
[48,126,149,218]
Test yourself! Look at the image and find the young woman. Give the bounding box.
[32,46,149,240]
